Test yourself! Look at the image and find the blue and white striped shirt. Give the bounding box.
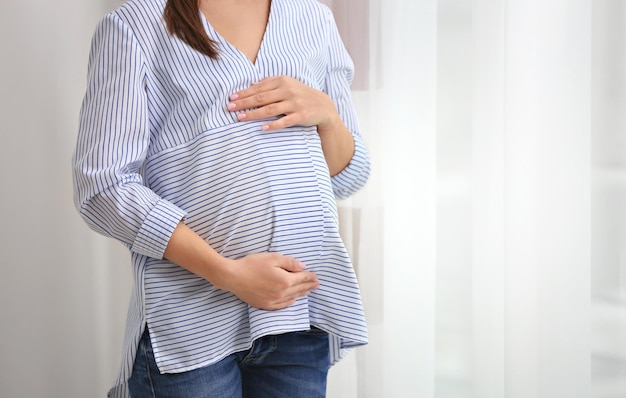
[72,0,370,396]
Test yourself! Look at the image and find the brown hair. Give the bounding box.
[163,0,219,59]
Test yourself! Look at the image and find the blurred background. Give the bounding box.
[1,0,624,397]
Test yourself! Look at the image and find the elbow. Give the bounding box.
[332,156,371,200]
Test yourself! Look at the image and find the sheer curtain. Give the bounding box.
[1,0,624,397]
[327,0,626,397]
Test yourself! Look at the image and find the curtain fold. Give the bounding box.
[329,0,624,397]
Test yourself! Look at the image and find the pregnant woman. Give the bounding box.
[72,0,371,396]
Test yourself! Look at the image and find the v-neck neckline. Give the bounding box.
[200,0,274,67]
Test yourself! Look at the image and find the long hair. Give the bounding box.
[163,0,219,59]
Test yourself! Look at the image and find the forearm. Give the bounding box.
[317,115,356,177]
[163,221,233,289]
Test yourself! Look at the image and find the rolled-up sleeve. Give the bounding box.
[72,12,186,260]
[322,7,371,200]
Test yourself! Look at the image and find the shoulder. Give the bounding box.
[280,0,328,11]
[277,0,333,22]
[93,0,166,42]
[274,0,335,37]
[92,0,169,55]
[114,0,166,30]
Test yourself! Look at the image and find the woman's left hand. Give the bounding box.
[227,76,342,133]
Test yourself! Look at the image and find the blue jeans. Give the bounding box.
[128,327,330,398]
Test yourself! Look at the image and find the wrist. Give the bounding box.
[208,257,237,291]
[318,112,343,135]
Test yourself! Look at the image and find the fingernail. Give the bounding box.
[227,102,236,110]
[299,261,306,269]
[262,124,270,131]
[229,93,239,100]
[237,113,247,120]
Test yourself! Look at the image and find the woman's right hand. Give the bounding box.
[164,222,318,311]
[217,252,319,311]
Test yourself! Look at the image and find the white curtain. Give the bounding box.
[327,0,626,397]
[1,0,624,397]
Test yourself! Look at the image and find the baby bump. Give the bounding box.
[145,122,325,260]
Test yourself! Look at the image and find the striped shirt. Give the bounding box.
[72,0,370,396]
